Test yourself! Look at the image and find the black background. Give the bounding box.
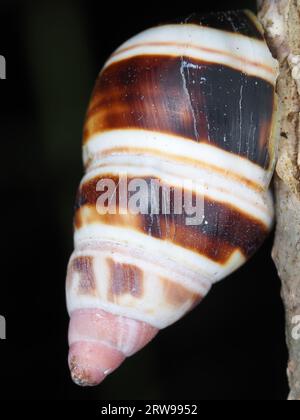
[0,0,289,400]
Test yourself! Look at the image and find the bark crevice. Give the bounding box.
[258,0,300,400]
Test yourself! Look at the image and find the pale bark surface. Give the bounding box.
[258,0,300,400]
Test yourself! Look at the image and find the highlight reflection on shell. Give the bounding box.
[66,9,278,386]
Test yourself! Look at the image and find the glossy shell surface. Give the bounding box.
[67,10,278,330]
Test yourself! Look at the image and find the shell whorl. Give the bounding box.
[66,10,278,385]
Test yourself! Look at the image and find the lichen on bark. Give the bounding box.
[258,0,300,400]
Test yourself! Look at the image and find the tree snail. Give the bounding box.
[66,9,278,386]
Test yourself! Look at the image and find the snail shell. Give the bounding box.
[66,10,278,386]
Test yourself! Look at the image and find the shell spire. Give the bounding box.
[66,9,278,386]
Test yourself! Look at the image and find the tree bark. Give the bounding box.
[257,0,300,400]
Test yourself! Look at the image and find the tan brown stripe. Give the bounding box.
[107,258,144,302]
[83,55,275,169]
[110,41,274,75]
[74,205,235,263]
[68,256,97,295]
[74,176,269,262]
[89,146,263,192]
[162,277,202,308]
